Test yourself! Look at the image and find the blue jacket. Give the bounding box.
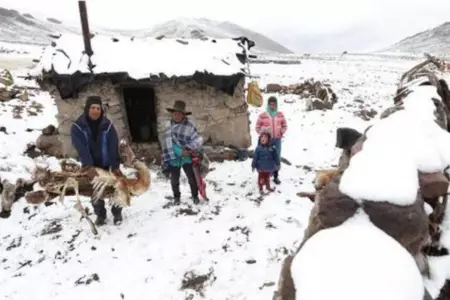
[252,144,280,172]
[71,115,120,170]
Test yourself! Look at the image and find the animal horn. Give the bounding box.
[398,58,433,89]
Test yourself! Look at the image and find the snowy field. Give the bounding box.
[1,48,449,299]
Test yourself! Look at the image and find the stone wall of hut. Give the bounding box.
[44,77,251,160]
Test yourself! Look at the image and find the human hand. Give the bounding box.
[112,169,123,177]
[161,164,171,178]
[82,166,97,180]
[182,149,190,157]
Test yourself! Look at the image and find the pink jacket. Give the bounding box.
[255,111,287,139]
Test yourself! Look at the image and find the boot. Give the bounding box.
[92,199,107,226]
[273,171,281,185]
[192,196,200,204]
[95,216,106,226]
[113,215,122,225]
[174,196,181,205]
[111,205,123,225]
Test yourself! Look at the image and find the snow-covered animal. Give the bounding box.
[275,55,450,299]
[290,212,431,300]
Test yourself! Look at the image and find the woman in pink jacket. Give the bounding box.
[255,96,287,184]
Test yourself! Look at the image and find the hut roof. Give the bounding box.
[30,33,254,79]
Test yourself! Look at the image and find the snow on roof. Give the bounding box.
[31,33,251,79]
[339,85,450,206]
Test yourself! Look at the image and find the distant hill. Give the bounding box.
[0,7,79,45]
[138,18,293,54]
[380,22,450,57]
[0,8,292,54]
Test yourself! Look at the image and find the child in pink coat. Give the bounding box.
[255,96,287,184]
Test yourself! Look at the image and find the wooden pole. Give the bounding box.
[78,1,93,56]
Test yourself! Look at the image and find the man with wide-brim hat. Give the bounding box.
[166,100,192,115]
[162,100,203,205]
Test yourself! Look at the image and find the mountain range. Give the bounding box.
[381,21,450,57]
[2,5,450,57]
[0,7,292,54]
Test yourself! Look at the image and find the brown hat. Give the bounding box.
[166,100,191,115]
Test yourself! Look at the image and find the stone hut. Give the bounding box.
[31,34,255,161]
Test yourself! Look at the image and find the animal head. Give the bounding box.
[314,169,339,191]
[119,139,136,167]
[60,160,81,173]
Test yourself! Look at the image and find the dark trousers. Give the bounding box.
[258,171,271,190]
[271,138,281,179]
[92,199,122,219]
[273,170,279,179]
[169,163,198,198]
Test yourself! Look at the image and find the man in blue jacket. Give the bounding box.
[71,96,122,226]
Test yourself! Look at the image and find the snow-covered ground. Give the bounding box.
[0,41,42,70]
[1,50,447,299]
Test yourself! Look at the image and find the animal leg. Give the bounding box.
[273,255,296,300]
[415,253,431,278]
[91,170,116,201]
[62,178,98,235]
[92,180,109,202]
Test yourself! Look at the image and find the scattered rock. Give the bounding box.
[354,108,377,121]
[46,17,62,24]
[0,69,13,86]
[18,89,29,102]
[17,260,32,270]
[265,83,283,93]
[74,273,100,285]
[266,78,338,110]
[0,69,22,102]
[181,268,216,297]
[229,226,251,241]
[23,143,42,159]
[259,282,276,290]
[35,124,63,157]
[6,237,22,251]
[305,98,333,110]
[176,207,199,216]
[41,219,63,236]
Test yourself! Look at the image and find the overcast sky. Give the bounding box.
[2,0,450,52]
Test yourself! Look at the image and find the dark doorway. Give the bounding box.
[122,87,158,143]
